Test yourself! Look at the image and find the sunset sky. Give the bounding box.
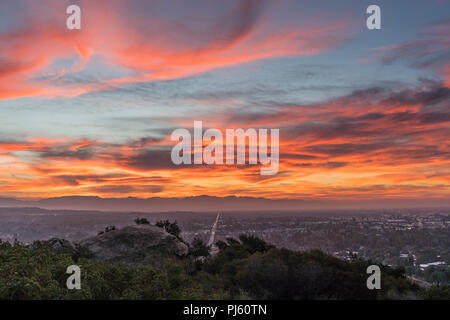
[0,0,449,203]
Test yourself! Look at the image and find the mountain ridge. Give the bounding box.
[1,195,450,212]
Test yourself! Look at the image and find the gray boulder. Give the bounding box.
[46,238,75,255]
[78,225,188,264]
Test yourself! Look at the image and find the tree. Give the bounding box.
[422,285,450,300]
[214,235,274,255]
[238,234,275,254]
[98,225,116,235]
[134,218,150,225]
[155,220,181,239]
[190,238,211,258]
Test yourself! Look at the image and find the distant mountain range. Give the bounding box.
[0,196,449,212]
[0,196,301,212]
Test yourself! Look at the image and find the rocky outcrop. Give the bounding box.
[45,238,75,255]
[77,225,188,264]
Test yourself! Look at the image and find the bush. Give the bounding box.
[134,218,150,225]
[0,241,220,300]
[155,220,182,240]
[98,226,116,235]
[0,234,426,300]
[189,238,210,258]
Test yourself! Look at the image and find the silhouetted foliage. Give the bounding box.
[134,218,150,225]
[72,244,94,262]
[189,238,211,258]
[238,234,275,254]
[0,232,433,300]
[0,240,225,299]
[421,285,450,300]
[155,220,181,239]
[98,225,116,235]
[200,235,421,300]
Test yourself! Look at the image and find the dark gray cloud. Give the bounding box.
[54,173,128,186]
[39,148,94,160]
[88,185,164,194]
[373,18,450,73]
[122,148,179,170]
[381,85,450,106]
[303,143,387,157]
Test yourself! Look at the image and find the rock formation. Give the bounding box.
[78,224,188,264]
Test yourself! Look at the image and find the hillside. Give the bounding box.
[1,222,447,300]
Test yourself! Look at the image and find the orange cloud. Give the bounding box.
[1,81,449,200]
[0,0,351,100]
